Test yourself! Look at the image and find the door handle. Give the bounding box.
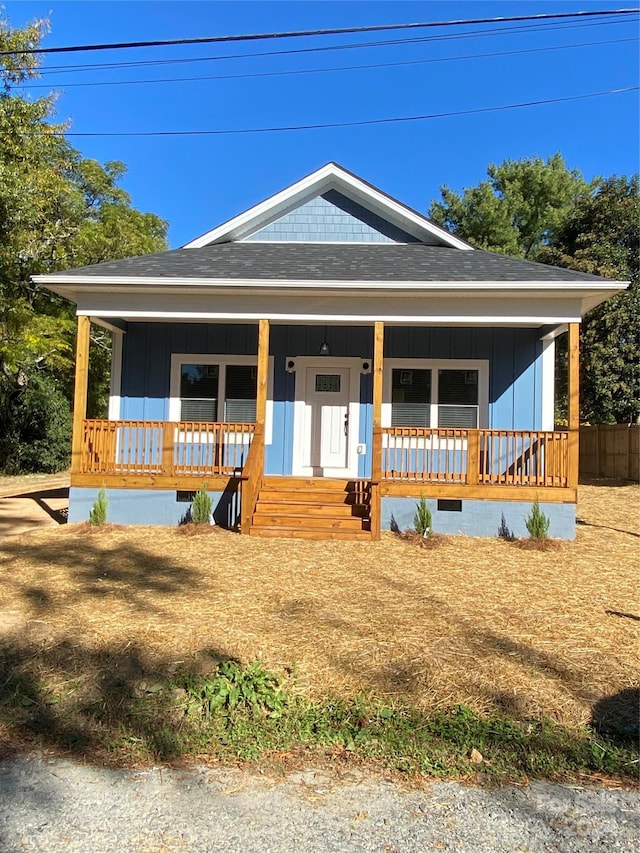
[344,412,349,436]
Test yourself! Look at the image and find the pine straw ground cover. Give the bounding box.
[0,481,638,776]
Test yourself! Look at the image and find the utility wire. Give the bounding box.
[2,9,637,56]
[27,14,638,75]
[18,37,638,90]
[43,86,636,137]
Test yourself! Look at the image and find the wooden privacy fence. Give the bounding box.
[81,419,256,477]
[380,428,570,487]
[580,424,640,482]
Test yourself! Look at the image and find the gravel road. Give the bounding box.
[0,753,638,852]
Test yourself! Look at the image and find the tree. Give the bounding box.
[429,153,589,259]
[429,155,639,424]
[540,177,639,423]
[0,13,168,471]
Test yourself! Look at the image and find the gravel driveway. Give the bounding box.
[1,753,637,852]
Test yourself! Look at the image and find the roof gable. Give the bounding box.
[244,190,422,244]
[183,162,472,250]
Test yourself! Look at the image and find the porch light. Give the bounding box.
[319,324,330,355]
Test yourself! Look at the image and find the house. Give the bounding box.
[35,163,626,540]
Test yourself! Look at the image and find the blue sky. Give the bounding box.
[5,0,639,247]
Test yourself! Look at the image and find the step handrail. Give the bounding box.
[239,423,264,534]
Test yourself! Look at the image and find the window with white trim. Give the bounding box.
[177,360,257,423]
[384,360,488,429]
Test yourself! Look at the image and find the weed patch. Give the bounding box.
[0,654,637,782]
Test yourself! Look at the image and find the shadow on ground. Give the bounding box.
[0,533,204,616]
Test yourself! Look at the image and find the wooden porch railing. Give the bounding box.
[81,419,256,477]
[239,423,265,534]
[379,427,570,488]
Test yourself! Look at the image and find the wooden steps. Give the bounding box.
[248,477,372,540]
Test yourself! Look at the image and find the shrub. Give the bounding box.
[0,373,71,474]
[413,495,432,537]
[89,487,108,525]
[525,499,551,540]
[191,484,212,525]
[497,513,515,541]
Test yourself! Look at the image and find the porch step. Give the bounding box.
[252,514,369,531]
[255,500,368,518]
[248,526,372,541]
[249,477,372,541]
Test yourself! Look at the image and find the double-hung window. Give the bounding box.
[385,361,487,429]
[175,359,258,423]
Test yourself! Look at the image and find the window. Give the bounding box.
[180,364,219,421]
[437,369,478,428]
[176,361,256,423]
[391,368,431,426]
[224,365,257,422]
[385,360,487,429]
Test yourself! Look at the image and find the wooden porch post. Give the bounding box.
[567,322,580,490]
[71,315,91,477]
[256,319,270,427]
[371,321,384,540]
[240,319,269,535]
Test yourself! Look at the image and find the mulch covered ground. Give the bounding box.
[0,481,637,729]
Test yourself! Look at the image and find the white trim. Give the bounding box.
[291,356,361,478]
[76,310,585,325]
[89,316,127,334]
[34,274,629,292]
[540,324,568,341]
[382,358,490,429]
[108,330,124,421]
[169,353,274,445]
[182,163,472,250]
[541,338,556,431]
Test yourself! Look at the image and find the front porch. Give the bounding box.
[69,317,580,539]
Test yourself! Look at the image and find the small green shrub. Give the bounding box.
[525,499,551,540]
[497,513,515,541]
[89,487,108,525]
[413,495,432,537]
[191,484,212,525]
[186,660,286,718]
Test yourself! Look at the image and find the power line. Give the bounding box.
[42,86,636,137]
[18,37,638,90]
[2,9,637,56]
[29,15,636,75]
[25,16,637,80]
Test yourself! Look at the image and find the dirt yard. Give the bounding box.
[0,481,637,730]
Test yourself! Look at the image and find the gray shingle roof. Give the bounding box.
[54,243,613,283]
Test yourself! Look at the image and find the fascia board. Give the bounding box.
[181,162,470,250]
[77,309,584,326]
[33,275,629,297]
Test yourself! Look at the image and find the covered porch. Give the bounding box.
[69,317,580,539]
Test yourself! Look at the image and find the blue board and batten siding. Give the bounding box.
[118,321,545,480]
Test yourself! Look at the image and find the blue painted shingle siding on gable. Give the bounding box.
[245,191,422,243]
[119,323,543,477]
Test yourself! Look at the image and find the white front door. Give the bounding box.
[292,359,360,478]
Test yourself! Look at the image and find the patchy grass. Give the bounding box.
[0,481,638,780]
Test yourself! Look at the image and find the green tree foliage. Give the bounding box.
[430,156,639,424]
[0,372,72,473]
[429,153,589,259]
[539,177,639,423]
[0,13,168,472]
